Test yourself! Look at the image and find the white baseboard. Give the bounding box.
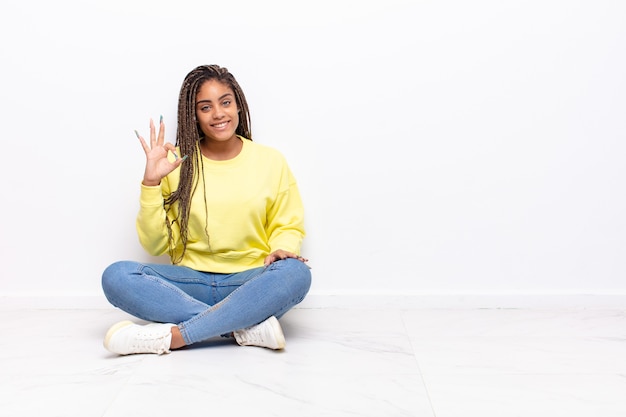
[1,290,625,310]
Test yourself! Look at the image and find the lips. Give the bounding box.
[212,121,229,129]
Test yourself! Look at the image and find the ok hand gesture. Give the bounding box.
[136,117,187,186]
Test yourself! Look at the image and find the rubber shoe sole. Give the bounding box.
[103,320,134,351]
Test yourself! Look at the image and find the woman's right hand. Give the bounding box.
[136,117,186,186]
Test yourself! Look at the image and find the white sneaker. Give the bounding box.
[233,316,286,350]
[104,320,174,355]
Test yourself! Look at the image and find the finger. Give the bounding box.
[163,143,181,160]
[149,118,156,147]
[135,130,151,154]
[162,143,178,159]
[157,115,165,146]
[173,155,188,167]
[282,251,308,263]
[280,251,299,259]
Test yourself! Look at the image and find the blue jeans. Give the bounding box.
[101,258,312,345]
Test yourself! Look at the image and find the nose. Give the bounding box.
[212,105,225,119]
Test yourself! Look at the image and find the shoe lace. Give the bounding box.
[239,327,265,344]
[131,331,170,354]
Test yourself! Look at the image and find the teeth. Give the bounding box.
[213,122,227,128]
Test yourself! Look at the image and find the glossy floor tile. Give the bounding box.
[0,306,624,416]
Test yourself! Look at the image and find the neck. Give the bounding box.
[199,136,243,161]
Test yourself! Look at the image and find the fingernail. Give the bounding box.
[134,130,140,138]
[172,151,179,160]
[181,155,189,162]
[160,115,163,124]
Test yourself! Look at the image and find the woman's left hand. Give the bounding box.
[264,250,308,267]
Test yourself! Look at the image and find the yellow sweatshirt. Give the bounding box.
[136,138,305,273]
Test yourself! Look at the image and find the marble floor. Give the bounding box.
[0,306,625,417]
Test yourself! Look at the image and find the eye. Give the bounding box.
[222,100,231,106]
[199,104,211,112]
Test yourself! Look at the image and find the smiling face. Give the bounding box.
[195,79,240,143]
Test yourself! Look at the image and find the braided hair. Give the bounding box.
[164,65,252,264]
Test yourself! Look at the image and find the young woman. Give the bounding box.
[101,65,311,355]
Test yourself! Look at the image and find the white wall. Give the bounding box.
[1,0,625,305]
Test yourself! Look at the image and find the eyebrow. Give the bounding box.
[196,93,234,105]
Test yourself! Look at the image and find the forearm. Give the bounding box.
[136,184,175,256]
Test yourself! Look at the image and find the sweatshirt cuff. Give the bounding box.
[139,183,164,207]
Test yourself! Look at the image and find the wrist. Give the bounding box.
[142,179,161,186]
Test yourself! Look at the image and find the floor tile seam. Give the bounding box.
[408,335,626,342]
[418,371,626,377]
[399,310,439,417]
[99,375,137,416]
